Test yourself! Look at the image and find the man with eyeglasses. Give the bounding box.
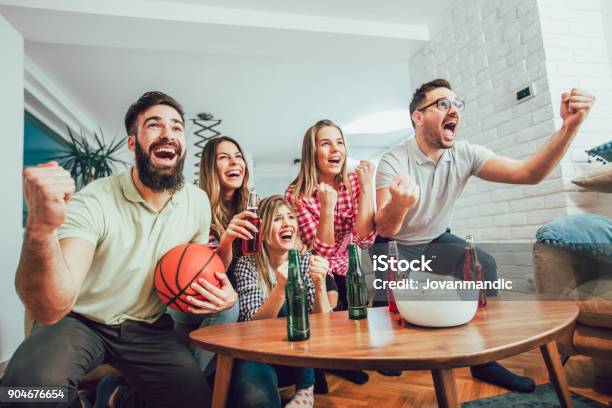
[371,78,595,392]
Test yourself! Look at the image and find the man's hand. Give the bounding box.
[186,272,238,314]
[355,160,375,190]
[317,183,338,214]
[389,172,419,209]
[309,255,330,289]
[560,88,595,132]
[23,162,75,234]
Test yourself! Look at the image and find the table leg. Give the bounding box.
[431,368,459,408]
[212,354,234,408]
[540,341,574,408]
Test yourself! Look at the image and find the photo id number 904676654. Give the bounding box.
[0,387,71,403]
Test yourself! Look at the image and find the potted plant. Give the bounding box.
[54,128,128,189]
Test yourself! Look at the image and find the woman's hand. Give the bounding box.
[355,160,375,190]
[309,255,330,289]
[317,183,338,214]
[220,210,258,243]
[274,261,289,287]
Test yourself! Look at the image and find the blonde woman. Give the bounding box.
[232,195,332,408]
[285,119,377,386]
[169,136,258,375]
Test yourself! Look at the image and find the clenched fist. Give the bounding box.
[560,88,595,132]
[309,255,330,289]
[389,172,419,209]
[317,183,338,214]
[354,160,375,190]
[23,162,75,234]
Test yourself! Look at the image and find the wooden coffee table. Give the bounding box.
[190,301,578,408]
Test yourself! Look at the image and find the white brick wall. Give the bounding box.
[409,0,612,293]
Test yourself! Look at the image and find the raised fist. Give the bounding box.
[23,162,75,234]
[355,160,375,190]
[317,183,338,213]
[389,172,419,209]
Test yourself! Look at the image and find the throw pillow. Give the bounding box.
[572,163,612,193]
[536,214,612,261]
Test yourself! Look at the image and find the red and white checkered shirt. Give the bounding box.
[285,172,376,276]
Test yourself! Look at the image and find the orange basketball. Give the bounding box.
[154,243,226,312]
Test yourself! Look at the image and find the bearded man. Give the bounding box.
[2,92,238,407]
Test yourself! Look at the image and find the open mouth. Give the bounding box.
[442,121,457,138]
[328,156,343,166]
[152,146,178,161]
[279,229,294,242]
[224,168,243,180]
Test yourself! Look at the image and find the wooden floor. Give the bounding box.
[312,350,612,407]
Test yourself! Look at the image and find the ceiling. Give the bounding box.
[1,0,451,180]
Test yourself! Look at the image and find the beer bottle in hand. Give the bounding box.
[347,244,368,319]
[286,249,310,341]
[241,188,261,254]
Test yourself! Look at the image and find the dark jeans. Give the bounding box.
[371,231,498,306]
[228,303,314,408]
[0,313,210,408]
[229,361,314,408]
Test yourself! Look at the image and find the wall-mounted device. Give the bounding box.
[515,83,536,104]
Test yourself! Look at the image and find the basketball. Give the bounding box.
[154,243,226,312]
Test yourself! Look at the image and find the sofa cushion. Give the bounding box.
[536,214,612,260]
[568,276,612,329]
[572,163,612,193]
[586,140,612,163]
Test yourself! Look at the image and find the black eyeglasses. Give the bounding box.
[417,97,465,113]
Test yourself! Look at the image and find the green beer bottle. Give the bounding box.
[285,249,310,341]
[347,244,368,319]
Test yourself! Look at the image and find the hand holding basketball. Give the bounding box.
[560,88,595,132]
[154,243,228,312]
[23,162,75,233]
[389,172,419,209]
[185,272,238,314]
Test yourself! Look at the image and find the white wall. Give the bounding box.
[409,0,612,292]
[0,14,24,363]
[603,0,612,77]
[538,0,612,217]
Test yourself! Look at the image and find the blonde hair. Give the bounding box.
[290,119,351,201]
[198,136,250,239]
[254,195,304,297]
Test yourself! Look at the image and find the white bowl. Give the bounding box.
[395,299,478,327]
[392,272,478,328]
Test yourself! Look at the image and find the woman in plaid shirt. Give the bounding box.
[232,195,333,408]
[285,119,377,388]
[285,119,376,310]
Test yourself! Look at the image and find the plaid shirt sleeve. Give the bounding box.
[234,255,264,322]
[349,173,376,249]
[285,187,336,258]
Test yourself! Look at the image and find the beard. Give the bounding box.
[134,138,185,192]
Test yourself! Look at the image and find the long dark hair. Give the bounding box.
[198,136,250,239]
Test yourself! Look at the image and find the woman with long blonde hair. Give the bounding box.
[285,119,377,387]
[232,195,332,408]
